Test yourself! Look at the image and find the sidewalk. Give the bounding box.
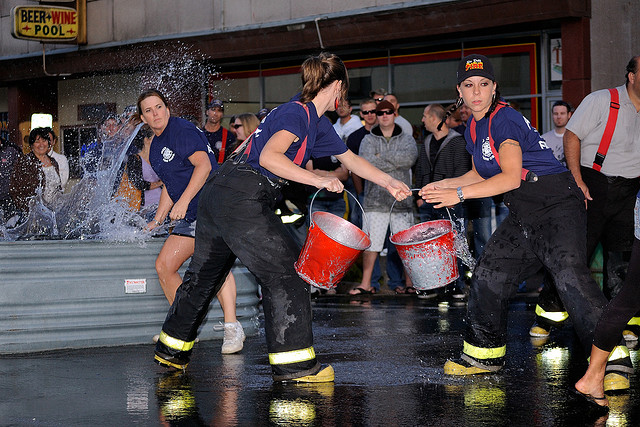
[0,293,636,426]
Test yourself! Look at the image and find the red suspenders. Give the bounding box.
[469,102,532,181]
[239,101,310,166]
[217,127,228,164]
[592,88,620,172]
[291,102,310,166]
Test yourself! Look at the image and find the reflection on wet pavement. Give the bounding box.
[1,294,638,426]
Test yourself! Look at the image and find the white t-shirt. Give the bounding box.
[394,115,414,140]
[41,165,62,205]
[49,149,69,191]
[333,115,362,141]
[540,129,565,166]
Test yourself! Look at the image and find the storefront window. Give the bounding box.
[392,59,459,103]
[216,41,542,131]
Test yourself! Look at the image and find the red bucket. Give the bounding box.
[390,219,458,290]
[295,190,370,289]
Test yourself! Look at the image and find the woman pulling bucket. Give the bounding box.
[153,52,412,382]
[419,54,616,377]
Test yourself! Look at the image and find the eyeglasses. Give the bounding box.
[361,110,376,115]
[232,124,243,129]
[376,110,394,116]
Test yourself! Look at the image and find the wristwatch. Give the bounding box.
[456,187,465,203]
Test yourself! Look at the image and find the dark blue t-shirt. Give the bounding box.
[149,116,218,222]
[346,125,368,154]
[245,101,347,180]
[465,106,566,179]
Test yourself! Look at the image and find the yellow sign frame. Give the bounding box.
[11,5,79,41]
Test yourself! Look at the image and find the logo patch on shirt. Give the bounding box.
[481,137,495,161]
[161,147,175,162]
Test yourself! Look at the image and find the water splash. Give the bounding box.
[447,210,476,271]
[2,42,231,242]
[3,119,150,241]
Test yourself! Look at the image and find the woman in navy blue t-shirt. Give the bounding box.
[419,55,611,384]
[139,89,246,355]
[154,53,412,382]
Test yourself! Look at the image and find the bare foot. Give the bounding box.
[349,286,374,295]
[575,377,608,407]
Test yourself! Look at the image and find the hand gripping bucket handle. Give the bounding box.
[388,188,453,235]
[388,189,458,290]
[295,188,371,289]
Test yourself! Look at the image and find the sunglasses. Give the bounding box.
[376,110,394,116]
[361,110,376,115]
[231,124,243,129]
[374,97,384,102]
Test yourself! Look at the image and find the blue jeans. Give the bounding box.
[466,197,507,258]
[370,229,405,291]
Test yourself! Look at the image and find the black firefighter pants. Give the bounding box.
[156,162,319,380]
[462,172,608,368]
[536,167,640,325]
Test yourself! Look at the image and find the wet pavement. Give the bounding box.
[1,293,639,426]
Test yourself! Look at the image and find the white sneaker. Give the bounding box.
[221,321,245,354]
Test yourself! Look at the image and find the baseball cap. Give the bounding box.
[369,88,388,98]
[375,100,395,112]
[207,99,224,110]
[257,108,270,120]
[457,54,495,84]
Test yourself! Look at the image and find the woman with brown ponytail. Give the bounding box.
[419,56,618,407]
[153,52,412,382]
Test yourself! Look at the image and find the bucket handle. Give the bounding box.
[388,188,454,236]
[309,188,369,236]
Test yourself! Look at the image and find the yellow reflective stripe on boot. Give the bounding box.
[463,341,506,359]
[607,345,630,362]
[159,331,195,352]
[269,347,316,365]
[534,305,569,322]
[627,317,640,326]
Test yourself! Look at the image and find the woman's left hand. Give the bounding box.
[385,178,412,201]
[169,199,189,220]
[421,187,459,209]
[316,176,344,193]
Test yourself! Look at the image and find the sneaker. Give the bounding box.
[604,372,630,393]
[416,289,438,300]
[622,329,638,341]
[622,325,639,342]
[444,358,493,375]
[529,323,550,338]
[289,365,335,383]
[221,321,246,354]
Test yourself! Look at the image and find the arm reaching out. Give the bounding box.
[336,149,412,201]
